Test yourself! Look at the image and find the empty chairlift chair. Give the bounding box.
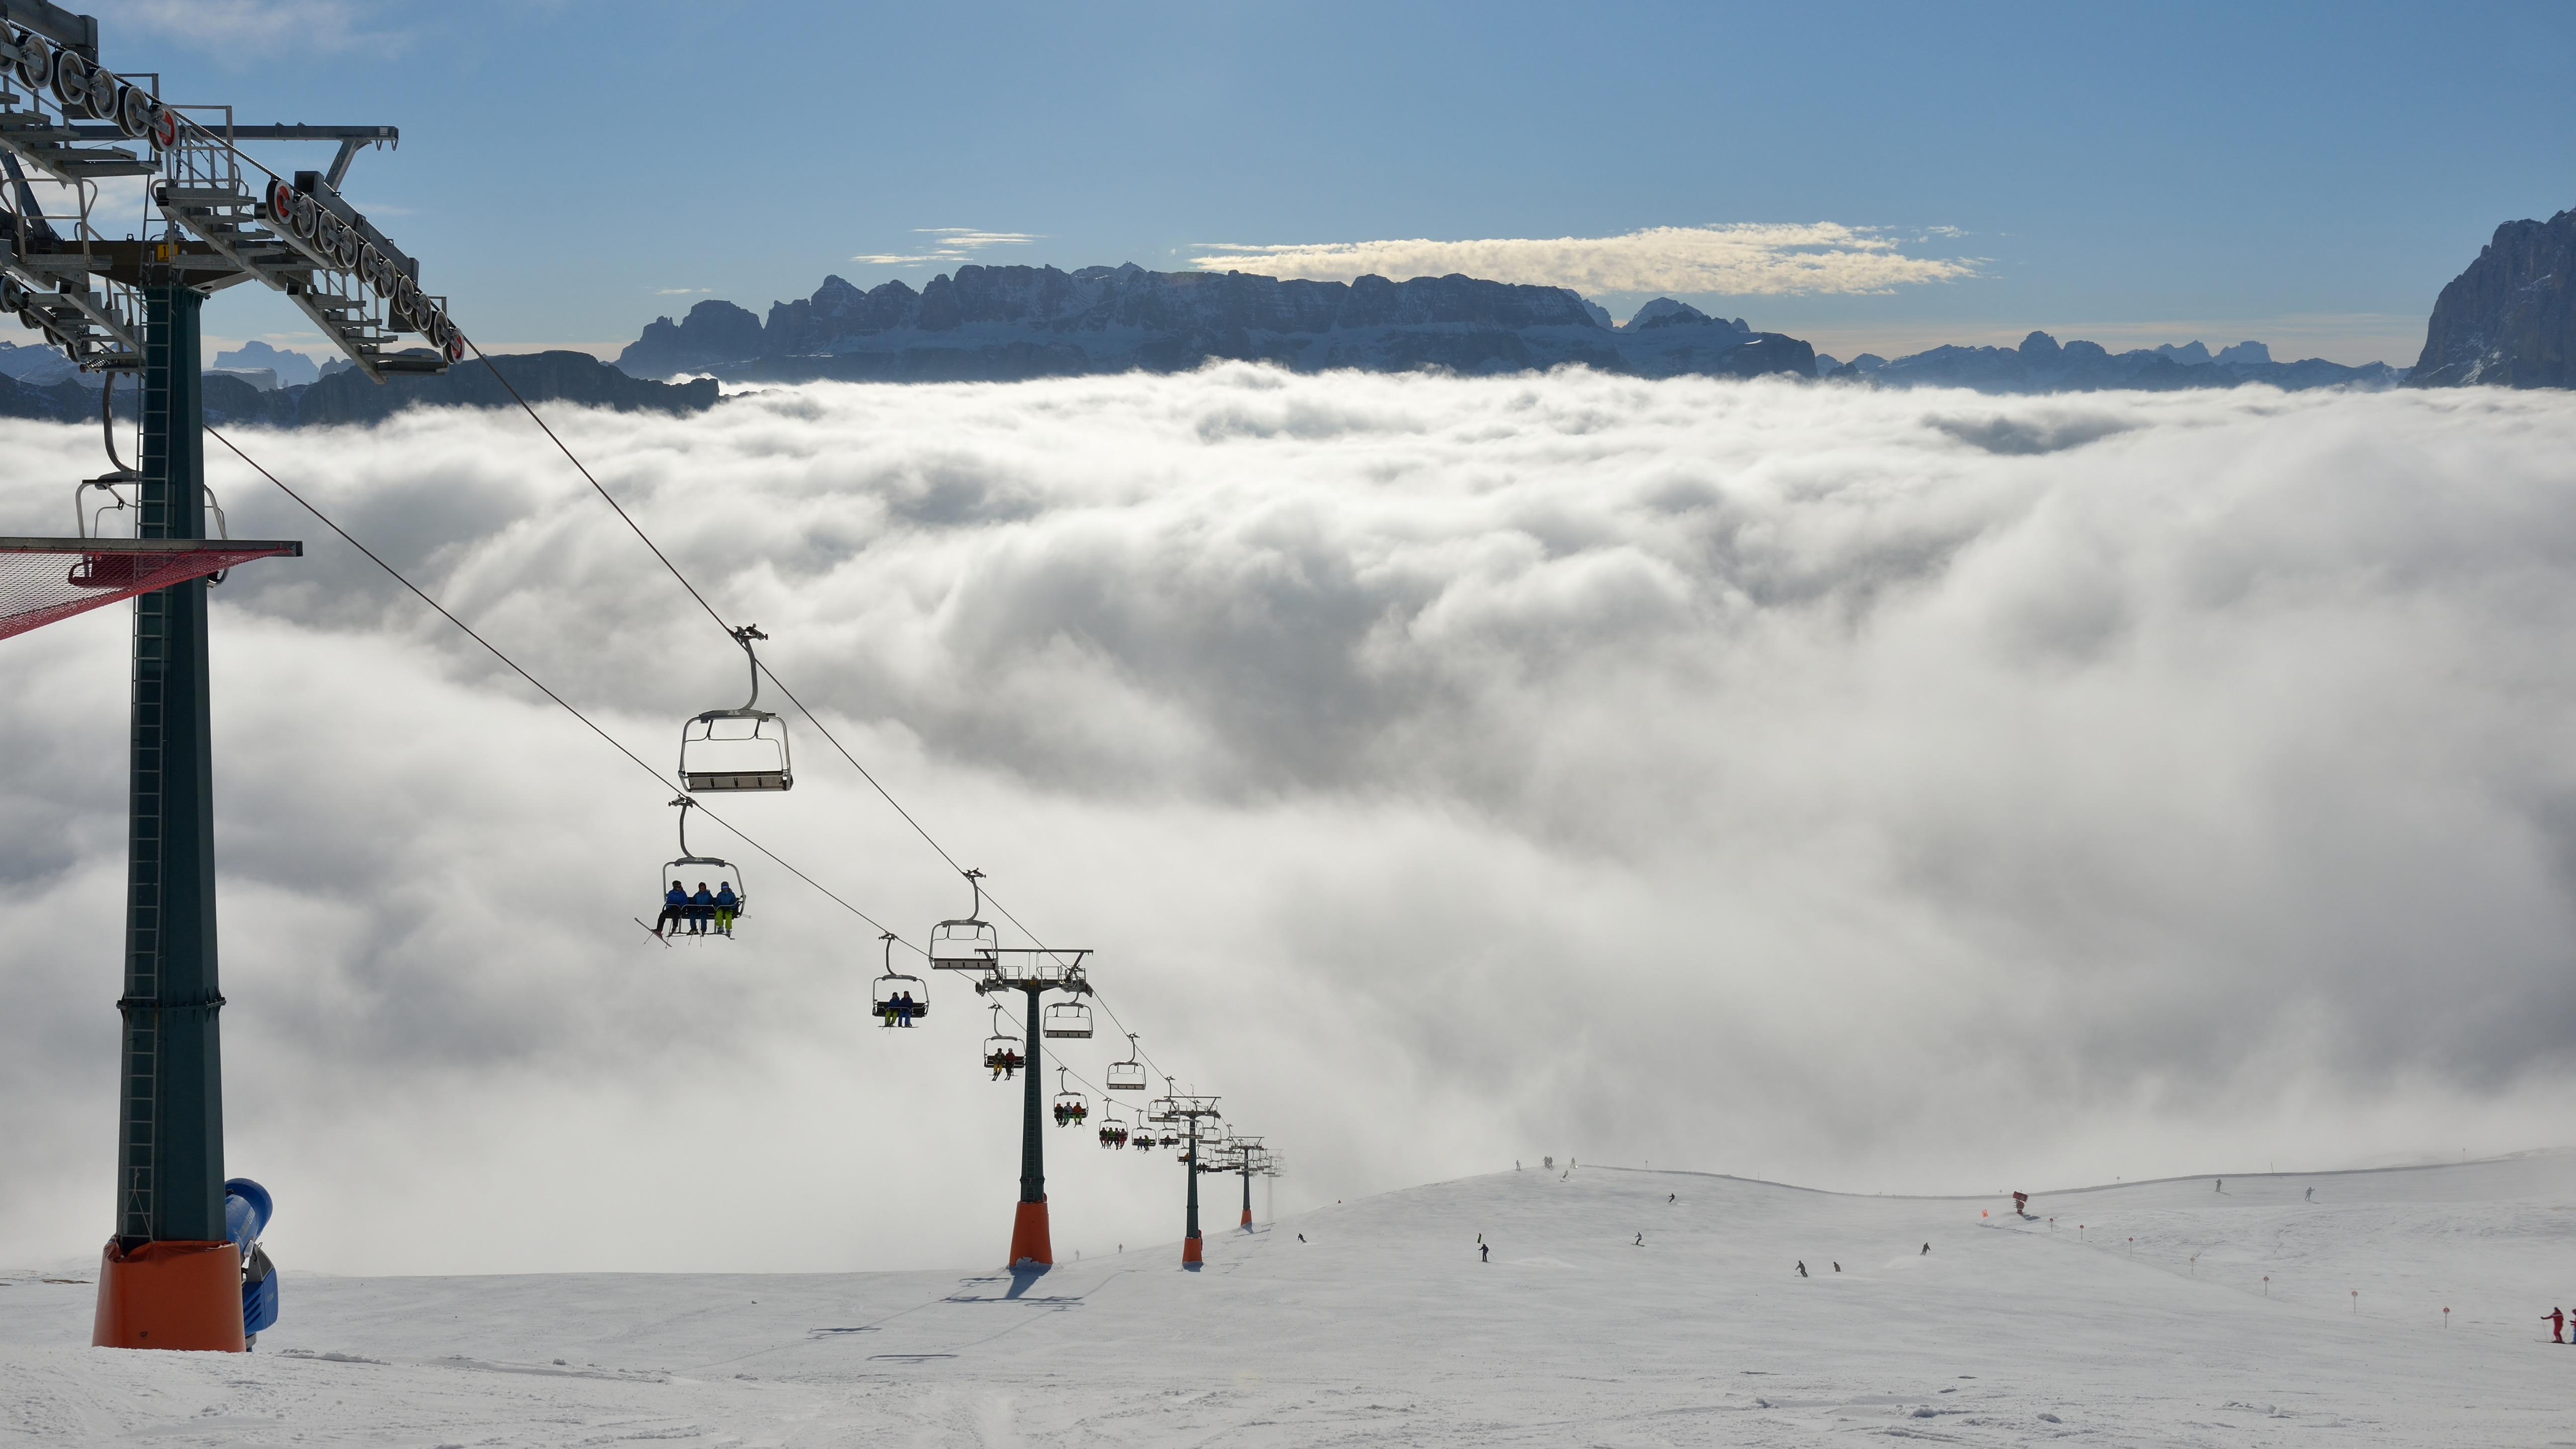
[870,931,929,1028]
[1105,1033,1148,1093]
[1041,1000,1093,1039]
[928,868,1000,975]
[679,625,793,792]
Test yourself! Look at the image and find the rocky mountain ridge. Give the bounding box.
[2409,207,2575,388]
[0,346,713,429]
[1828,331,2399,393]
[617,264,1814,382]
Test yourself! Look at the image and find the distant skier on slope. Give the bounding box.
[2305,1188,2314,1202]
[1634,1233,1644,1247]
[2215,1179,2222,1193]
[1832,1262,1841,1272]
[2549,1307,2566,1344]
[1480,1243,1490,1263]
[1920,1243,1931,1256]
[1796,1261,1808,1277]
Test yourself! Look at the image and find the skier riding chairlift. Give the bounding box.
[869,933,930,1028]
[1053,1069,1088,1126]
[982,1002,1024,1080]
[651,797,746,940]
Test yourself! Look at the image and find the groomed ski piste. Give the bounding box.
[6,1151,2572,1446]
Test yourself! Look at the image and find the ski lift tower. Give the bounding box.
[1220,1135,1265,1230]
[0,0,462,1351]
[1159,1092,1222,1267]
[938,932,1095,1270]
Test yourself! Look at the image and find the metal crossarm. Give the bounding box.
[0,537,299,641]
[0,19,459,385]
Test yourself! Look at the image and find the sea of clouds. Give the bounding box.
[5,367,2575,1274]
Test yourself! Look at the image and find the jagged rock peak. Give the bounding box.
[1628,298,1707,329]
[2410,207,2576,388]
[1626,299,1749,333]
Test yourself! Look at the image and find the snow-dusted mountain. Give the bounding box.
[2410,207,2576,388]
[617,265,1816,383]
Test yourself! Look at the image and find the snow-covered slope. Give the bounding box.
[5,1152,2571,1445]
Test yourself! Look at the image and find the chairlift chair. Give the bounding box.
[1105,1033,1148,1093]
[981,1002,1025,1080]
[1052,1069,1089,1128]
[679,625,793,791]
[928,868,1000,973]
[1097,1108,1129,1150]
[651,798,746,940]
[868,931,929,1028]
[1041,1000,1093,1039]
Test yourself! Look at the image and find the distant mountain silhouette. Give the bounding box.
[0,347,714,429]
[616,265,1817,383]
[1828,331,2397,393]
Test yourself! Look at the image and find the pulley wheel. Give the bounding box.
[10,31,46,92]
[116,84,152,140]
[47,48,84,109]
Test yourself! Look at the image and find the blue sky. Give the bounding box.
[68,0,2576,365]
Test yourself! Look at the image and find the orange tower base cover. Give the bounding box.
[1182,1233,1203,1265]
[1008,1199,1053,1268]
[92,1239,245,1352]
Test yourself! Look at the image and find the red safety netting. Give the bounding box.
[0,538,301,642]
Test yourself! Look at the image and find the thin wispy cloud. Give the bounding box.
[1192,223,1979,295]
[97,0,406,58]
[653,287,712,297]
[852,228,1043,267]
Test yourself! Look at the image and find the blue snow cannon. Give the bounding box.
[224,1178,279,1343]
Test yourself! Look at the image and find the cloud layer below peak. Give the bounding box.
[4,370,2573,1274]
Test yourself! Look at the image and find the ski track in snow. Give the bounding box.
[5,1152,2573,1446]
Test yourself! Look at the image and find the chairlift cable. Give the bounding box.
[464,354,1193,1090]
[751,657,1178,1079]
[203,424,911,948]
[465,339,737,639]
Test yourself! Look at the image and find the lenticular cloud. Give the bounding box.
[5,369,2575,1273]
[1192,223,1978,295]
